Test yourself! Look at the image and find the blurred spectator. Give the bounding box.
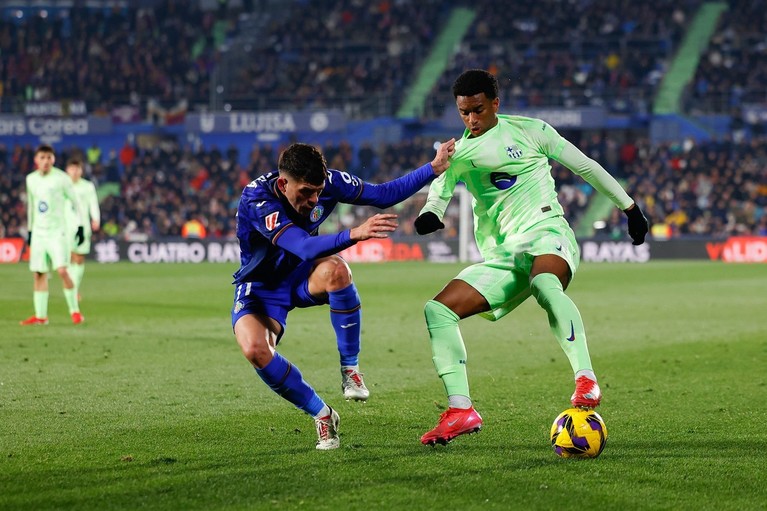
[182,217,207,238]
[119,141,137,172]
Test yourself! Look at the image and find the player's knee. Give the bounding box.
[530,273,563,307]
[240,341,273,368]
[317,256,352,291]
[424,299,459,328]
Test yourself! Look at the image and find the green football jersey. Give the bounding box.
[26,167,81,234]
[66,178,100,235]
[420,114,633,259]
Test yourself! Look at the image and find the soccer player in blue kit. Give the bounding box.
[232,140,455,450]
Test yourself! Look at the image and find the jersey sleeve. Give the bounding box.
[531,121,634,210]
[88,182,101,226]
[244,193,356,261]
[326,169,365,203]
[418,167,458,221]
[274,226,356,261]
[62,174,83,226]
[353,163,435,209]
[244,194,295,243]
[25,174,34,230]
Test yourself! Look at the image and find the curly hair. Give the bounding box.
[452,69,499,100]
[277,143,328,185]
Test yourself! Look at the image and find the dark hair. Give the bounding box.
[452,69,499,100]
[278,143,328,185]
[67,157,83,167]
[35,144,55,155]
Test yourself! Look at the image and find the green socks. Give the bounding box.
[424,300,470,399]
[530,273,592,373]
[33,291,49,319]
[63,287,79,314]
[69,263,84,292]
[424,274,592,402]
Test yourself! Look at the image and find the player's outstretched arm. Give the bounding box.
[352,138,455,209]
[624,203,649,245]
[430,138,456,176]
[350,213,398,241]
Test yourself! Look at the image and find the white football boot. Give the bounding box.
[314,407,341,450]
[341,368,370,401]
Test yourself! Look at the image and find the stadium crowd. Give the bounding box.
[430,0,696,115]
[2,133,765,241]
[0,1,226,114]
[0,0,710,117]
[1,0,766,243]
[687,0,767,114]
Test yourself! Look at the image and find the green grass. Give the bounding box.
[1,261,766,510]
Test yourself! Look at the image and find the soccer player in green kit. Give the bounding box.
[415,70,648,445]
[21,145,86,326]
[66,157,101,301]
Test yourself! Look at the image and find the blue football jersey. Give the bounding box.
[232,164,435,287]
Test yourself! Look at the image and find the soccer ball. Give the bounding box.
[550,407,608,458]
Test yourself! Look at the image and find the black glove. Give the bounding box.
[414,212,445,235]
[27,231,32,246]
[625,204,648,245]
[75,226,85,246]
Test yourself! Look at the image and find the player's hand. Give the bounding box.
[430,138,456,176]
[414,212,444,235]
[27,231,32,246]
[624,203,648,245]
[91,220,100,232]
[75,226,85,246]
[350,213,398,241]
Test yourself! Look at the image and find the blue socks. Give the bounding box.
[329,284,362,367]
[255,352,324,416]
[254,283,362,417]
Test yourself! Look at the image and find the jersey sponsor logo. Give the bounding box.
[264,212,280,231]
[38,201,49,213]
[310,205,324,222]
[490,172,517,190]
[506,145,523,159]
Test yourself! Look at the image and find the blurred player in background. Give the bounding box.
[66,157,101,302]
[21,145,85,326]
[414,69,648,445]
[232,140,454,450]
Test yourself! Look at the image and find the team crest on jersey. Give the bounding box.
[264,212,280,231]
[506,145,523,159]
[310,205,324,222]
[38,201,49,213]
[234,300,244,313]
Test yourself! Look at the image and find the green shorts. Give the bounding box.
[29,231,71,273]
[71,228,92,256]
[455,216,580,321]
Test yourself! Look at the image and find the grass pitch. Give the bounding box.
[1,261,765,510]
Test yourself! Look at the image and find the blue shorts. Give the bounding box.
[231,260,322,335]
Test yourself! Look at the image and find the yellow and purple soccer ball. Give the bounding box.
[550,407,608,458]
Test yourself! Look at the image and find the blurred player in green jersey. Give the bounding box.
[415,69,648,445]
[21,145,86,326]
[66,157,101,301]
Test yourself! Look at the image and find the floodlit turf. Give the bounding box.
[1,261,765,510]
